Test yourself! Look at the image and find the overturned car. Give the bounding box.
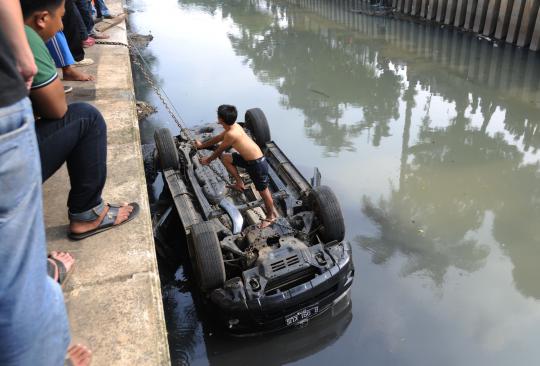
[154,108,354,334]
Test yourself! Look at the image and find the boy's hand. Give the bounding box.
[194,140,203,149]
[200,156,211,165]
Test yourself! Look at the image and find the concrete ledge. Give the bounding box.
[42,1,170,364]
[390,0,540,50]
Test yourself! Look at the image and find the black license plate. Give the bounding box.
[285,304,319,326]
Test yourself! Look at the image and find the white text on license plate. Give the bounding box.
[285,304,319,326]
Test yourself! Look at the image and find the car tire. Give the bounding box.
[310,185,345,242]
[154,128,179,170]
[245,108,271,148]
[191,222,226,291]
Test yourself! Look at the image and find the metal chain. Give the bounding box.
[96,39,298,234]
[95,41,189,134]
[95,41,233,183]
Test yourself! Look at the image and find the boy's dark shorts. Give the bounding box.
[232,153,269,191]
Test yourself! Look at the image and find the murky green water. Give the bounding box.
[130,0,540,364]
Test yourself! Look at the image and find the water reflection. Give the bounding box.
[184,0,540,155]
[163,276,204,366]
[226,2,404,154]
[360,87,540,296]
[203,300,352,366]
[186,0,540,297]
[130,0,540,363]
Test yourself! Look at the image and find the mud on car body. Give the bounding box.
[154,108,354,335]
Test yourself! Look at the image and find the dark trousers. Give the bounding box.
[95,3,104,18]
[74,0,94,34]
[62,0,85,61]
[35,102,107,214]
[94,0,110,18]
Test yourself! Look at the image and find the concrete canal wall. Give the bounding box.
[290,0,540,154]
[349,0,540,50]
[291,0,540,105]
[42,0,171,364]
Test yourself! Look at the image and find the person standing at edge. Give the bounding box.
[0,0,91,365]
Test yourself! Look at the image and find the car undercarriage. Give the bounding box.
[154,108,354,334]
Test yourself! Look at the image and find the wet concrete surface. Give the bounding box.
[128,0,540,364]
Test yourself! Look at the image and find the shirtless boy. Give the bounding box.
[195,105,277,228]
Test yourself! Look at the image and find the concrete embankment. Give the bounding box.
[292,0,540,108]
[42,0,170,364]
[350,0,540,51]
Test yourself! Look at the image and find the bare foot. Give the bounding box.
[90,32,109,39]
[48,252,75,278]
[69,203,134,235]
[62,66,94,81]
[227,181,245,192]
[67,344,92,366]
[47,251,75,287]
[82,38,95,48]
[259,213,277,229]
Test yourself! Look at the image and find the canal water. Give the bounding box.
[129,0,540,364]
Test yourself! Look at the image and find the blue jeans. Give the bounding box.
[0,98,70,365]
[94,0,111,17]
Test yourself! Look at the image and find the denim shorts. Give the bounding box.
[232,152,269,191]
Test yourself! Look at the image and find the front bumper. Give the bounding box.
[209,241,354,335]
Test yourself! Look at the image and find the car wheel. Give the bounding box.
[310,185,345,242]
[191,222,226,291]
[154,128,179,170]
[245,108,271,148]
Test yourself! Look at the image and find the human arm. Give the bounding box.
[195,132,225,150]
[0,0,37,89]
[200,134,234,165]
[30,78,67,119]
